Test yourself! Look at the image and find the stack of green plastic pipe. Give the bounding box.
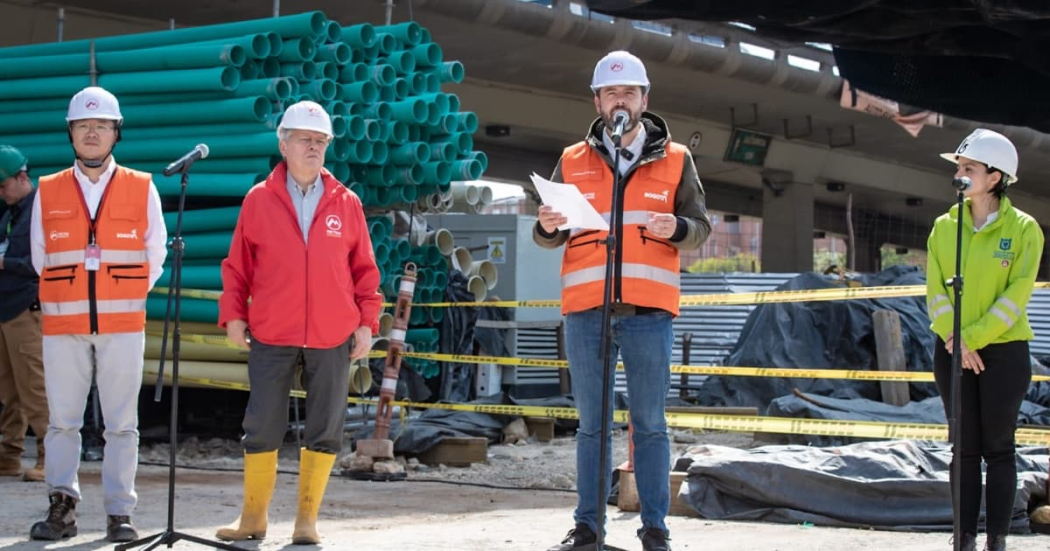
[0,11,484,379]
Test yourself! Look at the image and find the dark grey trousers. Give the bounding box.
[241,338,352,454]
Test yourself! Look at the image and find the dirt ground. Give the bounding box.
[0,430,1047,550]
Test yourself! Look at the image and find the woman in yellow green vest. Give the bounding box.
[926,128,1044,551]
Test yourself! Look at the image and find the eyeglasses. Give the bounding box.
[71,122,116,135]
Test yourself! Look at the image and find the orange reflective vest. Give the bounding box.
[559,141,686,315]
[38,167,151,335]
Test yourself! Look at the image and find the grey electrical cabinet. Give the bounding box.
[424,213,564,397]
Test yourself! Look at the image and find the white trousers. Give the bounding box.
[42,332,144,516]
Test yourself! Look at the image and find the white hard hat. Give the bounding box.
[590,50,650,93]
[940,128,1019,185]
[66,86,123,123]
[278,100,333,139]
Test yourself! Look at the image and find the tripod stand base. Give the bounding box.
[115,530,242,551]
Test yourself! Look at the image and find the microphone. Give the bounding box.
[163,144,209,176]
[951,176,972,191]
[610,110,629,147]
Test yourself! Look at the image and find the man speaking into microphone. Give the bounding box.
[534,51,711,551]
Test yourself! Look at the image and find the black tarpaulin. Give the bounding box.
[586,1,1050,132]
[675,440,1049,533]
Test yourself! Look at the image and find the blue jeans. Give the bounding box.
[565,308,673,534]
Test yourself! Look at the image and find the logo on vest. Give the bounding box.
[116,229,138,240]
[582,192,596,200]
[49,230,69,241]
[644,189,669,203]
[325,214,342,237]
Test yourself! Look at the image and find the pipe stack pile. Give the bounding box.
[0,11,488,380]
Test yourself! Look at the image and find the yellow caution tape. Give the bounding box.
[151,287,223,301]
[154,282,1050,309]
[156,335,1050,383]
[142,372,1050,446]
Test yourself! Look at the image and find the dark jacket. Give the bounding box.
[533,112,711,250]
[0,188,39,322]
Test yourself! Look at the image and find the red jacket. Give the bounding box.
[219,162,382,349]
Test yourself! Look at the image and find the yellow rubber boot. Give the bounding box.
[215,450,278,541]
[292,448,336,545]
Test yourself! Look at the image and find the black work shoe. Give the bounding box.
[985,534,1006,551]
[547,524,597,551]
[638,527,672,551]
[29,493,78,540]
[957,532,977,551]
[106,515,138,543]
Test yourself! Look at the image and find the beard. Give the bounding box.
[603,109,639,134]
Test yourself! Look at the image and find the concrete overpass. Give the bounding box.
[3,0,1048,273]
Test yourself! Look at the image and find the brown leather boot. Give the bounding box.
[0,457,22,477]
[23,455,44,482]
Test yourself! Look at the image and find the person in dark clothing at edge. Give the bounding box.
[534,50,711,551]
[927,128,1043,551]
[0,145,49,484]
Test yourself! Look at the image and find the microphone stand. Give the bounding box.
[593,125,628,551]
[117,160,238,551]
[947,182,966,551]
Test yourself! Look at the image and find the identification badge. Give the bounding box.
[85,244,101,271]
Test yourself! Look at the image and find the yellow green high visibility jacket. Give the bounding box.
[926,196,1044,351]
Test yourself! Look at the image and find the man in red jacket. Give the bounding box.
[216,100,381,545]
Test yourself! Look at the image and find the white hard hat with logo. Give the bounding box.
[590,50,650,93]
[278,100,333,139]
[940,128,1018,185]
[66,86,123,123]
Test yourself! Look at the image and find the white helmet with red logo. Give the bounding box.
[66,86,123,123]
[278,100,333,139]
[590,50,650,93]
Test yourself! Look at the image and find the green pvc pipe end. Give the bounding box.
[457,111,479,133]
[338,62,368,84]
[384,50,416,74]
[340,81,378,103]
[450,159,483,181]
[345,115,367,140]
[303,78,337,101]
[422,161,451,185]
[386,120,408,144]
[389,99,427,124]
[375,34,398,56]
[341,24,377,49]
[369,64,396,86]
[375,22,422,46]
[439,61,465,83]
[371,141,389,165]
[411,43,442,68]
[279,38,315,63]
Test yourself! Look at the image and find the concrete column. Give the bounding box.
[760,182,814,273]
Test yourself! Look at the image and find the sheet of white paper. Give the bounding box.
[530,173,610,231]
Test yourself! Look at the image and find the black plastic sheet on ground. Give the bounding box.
[675,440,1049,533]
[697,266,936,411]
[351,393,579,455]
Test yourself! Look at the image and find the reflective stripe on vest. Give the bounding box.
[562,262,681,289]
[41,298,148,316]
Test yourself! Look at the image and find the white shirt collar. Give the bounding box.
[601,123,647,174]
[72,157,117,187]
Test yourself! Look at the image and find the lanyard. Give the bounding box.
[71,176,114,245]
